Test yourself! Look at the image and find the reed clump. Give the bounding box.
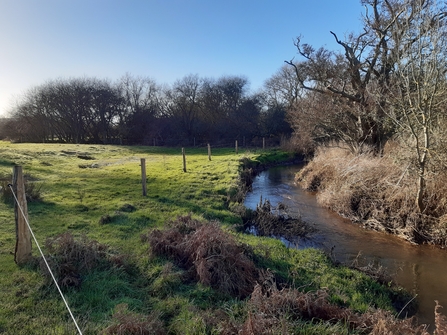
[297,145,447,246]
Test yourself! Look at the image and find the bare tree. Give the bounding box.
[118,73,163,144]
[166,74,202,143]
[264,64,303,109]
[380,0,447,212]
[285,0,429,153]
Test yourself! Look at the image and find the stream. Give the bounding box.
[244,165,447,328]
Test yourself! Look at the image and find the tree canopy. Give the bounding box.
[2,74,292,147]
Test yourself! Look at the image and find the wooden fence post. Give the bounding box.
[13,166,32,264]
[141,158,147,196]
[182,148,187,172]
[235,140,238,154]
[207,143,211,161]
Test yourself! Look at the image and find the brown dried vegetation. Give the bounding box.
[41,232,118,288]
[145,216,447,334]
[223,283,441,335]
[245,198,315,243]
[297,146,447,246]
[103,303,166,335]
[147,215,258,298]
[252,285,447,334]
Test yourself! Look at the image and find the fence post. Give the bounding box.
[13,166,32,265]
[207,143,211,161]
[235,140,238,154]
[141,158,147,196]
[182,148,187,172]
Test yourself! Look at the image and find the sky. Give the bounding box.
[0,0,364,116]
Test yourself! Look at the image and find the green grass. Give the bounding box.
[0,142,407,334]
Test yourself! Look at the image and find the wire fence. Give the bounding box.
[8,184,83,335]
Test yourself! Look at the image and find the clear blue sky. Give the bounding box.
[0,0,364,116]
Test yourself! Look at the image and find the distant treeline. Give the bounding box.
[0,73,292,146]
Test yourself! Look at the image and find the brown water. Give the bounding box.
[244,165,447,328]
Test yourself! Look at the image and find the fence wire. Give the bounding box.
[8,184,83,335]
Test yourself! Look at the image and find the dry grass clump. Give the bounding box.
[148,215,258,298]
[297,145,447,245]
[103,303,166,335]
[42,232,110,288]
[434,301,447,335]
[0,173,44,204]
[236,284,429,335]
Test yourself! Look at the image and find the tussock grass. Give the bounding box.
[103,303,166,335]
[42,232,116,288]
[297,145,447,245]
[148,215,258,298]
[221,283,436,334]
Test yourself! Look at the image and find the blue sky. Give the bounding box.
[0,0,364,116]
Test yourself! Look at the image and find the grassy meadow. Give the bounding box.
[0,142,420,334]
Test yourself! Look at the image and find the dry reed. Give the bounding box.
[297,145,447,245]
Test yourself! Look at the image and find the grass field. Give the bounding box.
[0,142,416,334]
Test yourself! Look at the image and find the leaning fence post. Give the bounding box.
[140,158,147,196]
[182,147,187,172]
[13,166,32,264]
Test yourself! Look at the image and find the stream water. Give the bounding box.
[244,165,447,328]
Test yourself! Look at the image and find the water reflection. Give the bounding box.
[244,165,447,328]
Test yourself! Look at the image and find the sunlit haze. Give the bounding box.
[0,0,363,116]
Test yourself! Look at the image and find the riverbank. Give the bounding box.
[245,164,447,330]
[297,146,447,247]
[0,143,437,334]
